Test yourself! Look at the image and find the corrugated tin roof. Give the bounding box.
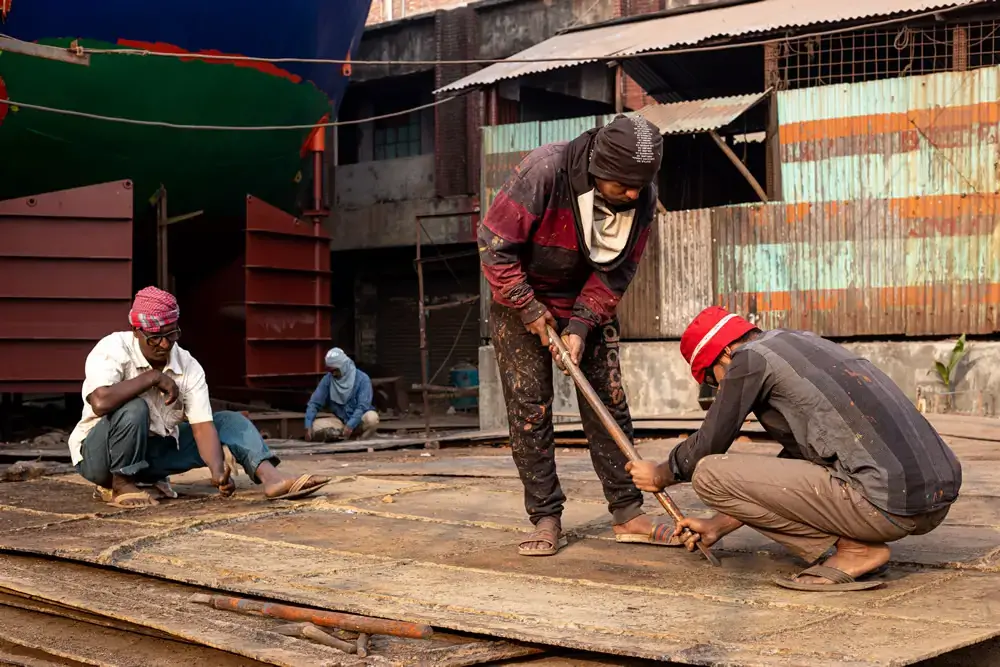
[435,0,985,93]
[636,91,767,134]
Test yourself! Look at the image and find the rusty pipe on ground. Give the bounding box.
[545,326,721,567]
[273,622,357,653]
[188,593,434,639]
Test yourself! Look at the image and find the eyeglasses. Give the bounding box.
[138,328,181,347]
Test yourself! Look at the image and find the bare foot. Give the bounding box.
[110,474,158,507]
[253,461,329,497]
[795,538,891,585]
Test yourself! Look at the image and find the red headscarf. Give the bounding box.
[680,306,756,383]
[128,286,179,333]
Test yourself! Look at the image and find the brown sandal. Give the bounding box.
[518,516,567,557]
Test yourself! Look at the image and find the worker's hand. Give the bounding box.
[625,460,675,492]
[304,428,314,442]
[672,517,722,551]
[524,309,558,346]
[341,426,354,440]
[153,371,179,406]
[212,464,236,498]
[552,333,584,375]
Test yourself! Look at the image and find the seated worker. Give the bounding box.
[304,348,379,442]
[627,306,962,591]
[68,287,330,508]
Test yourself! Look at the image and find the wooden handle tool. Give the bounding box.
[546,326,721,567]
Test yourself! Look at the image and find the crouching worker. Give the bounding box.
[627,307,962,591]
[67,287,330,508]
[304,348,379,442]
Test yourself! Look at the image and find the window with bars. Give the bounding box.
[373,111,422,160]
[777,20,1000,90]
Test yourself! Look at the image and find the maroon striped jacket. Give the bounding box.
[479,140,657,339]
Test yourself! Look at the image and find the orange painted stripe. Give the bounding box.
[772,194,1000,223]
[779,101,1000,145]
[118,40,303,84]
[724,284,1000,313]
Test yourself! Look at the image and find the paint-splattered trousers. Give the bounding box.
[490,303,644,526]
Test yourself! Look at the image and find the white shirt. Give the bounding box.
[67,331,215,466]
[576,189,636,264]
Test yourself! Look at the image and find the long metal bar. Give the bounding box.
[708,130,769,203]
[416,218,431,446]
[546,326,721,567]
[0,37,90,65]
[188,594,433,639]
[155,187,169,290]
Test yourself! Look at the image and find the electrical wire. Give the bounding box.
[0,3,985,67]
[0,94,463,131]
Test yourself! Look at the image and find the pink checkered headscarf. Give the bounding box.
[129,286,180,333]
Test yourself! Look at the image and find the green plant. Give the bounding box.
[931,333,968,392]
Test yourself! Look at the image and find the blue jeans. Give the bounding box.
[77,398,279,488]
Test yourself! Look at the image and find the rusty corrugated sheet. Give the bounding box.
[0,181,133,392]
[637,92,767,135]
[713,65,1000,337]
[618,214,662,339]
[436,0,983,94]
[244,196,331,388]
[660,208,715,337]
[713,197,1000,337]
[778,66,1000,202]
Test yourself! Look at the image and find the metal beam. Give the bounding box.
[708,130,769,203]
[0,37,90,66]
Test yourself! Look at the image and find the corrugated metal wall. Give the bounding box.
[778,66,1000,203]
[713,196,1000,336]
[709,65,1000,337]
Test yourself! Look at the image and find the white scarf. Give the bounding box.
[576,189,635,264]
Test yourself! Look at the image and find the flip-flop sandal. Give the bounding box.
[94,486,159,509]
[774,564,886,592]
[518,518,567,557]
[615,522,685,547]
[266,474,331,501]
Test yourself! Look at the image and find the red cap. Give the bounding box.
[680,306,756,383]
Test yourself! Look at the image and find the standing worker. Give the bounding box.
[480,114,673,556]
[627,306,962,591]
[305,348,380,442]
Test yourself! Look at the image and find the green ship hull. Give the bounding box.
[0,38,333,217]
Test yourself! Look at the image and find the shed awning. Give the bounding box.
[635,91,767,135]
[435,0,984,94]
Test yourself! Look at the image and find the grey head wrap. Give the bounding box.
[587,115,664,189]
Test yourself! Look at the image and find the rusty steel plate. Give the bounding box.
[1,440,999,665]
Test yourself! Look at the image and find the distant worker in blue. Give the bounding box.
[305,348,380,442]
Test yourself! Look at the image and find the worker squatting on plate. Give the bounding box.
[67,286,331,508]
[303,347,380,443]
[627,306,963,592]
[479,113,679,555]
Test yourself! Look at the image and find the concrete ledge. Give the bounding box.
[479,338,1000,431]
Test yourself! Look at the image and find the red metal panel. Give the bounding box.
[244,195,331,388]
[0,181,133,392]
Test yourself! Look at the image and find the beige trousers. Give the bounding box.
[312,412,380,440]
[691,454,949,562]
